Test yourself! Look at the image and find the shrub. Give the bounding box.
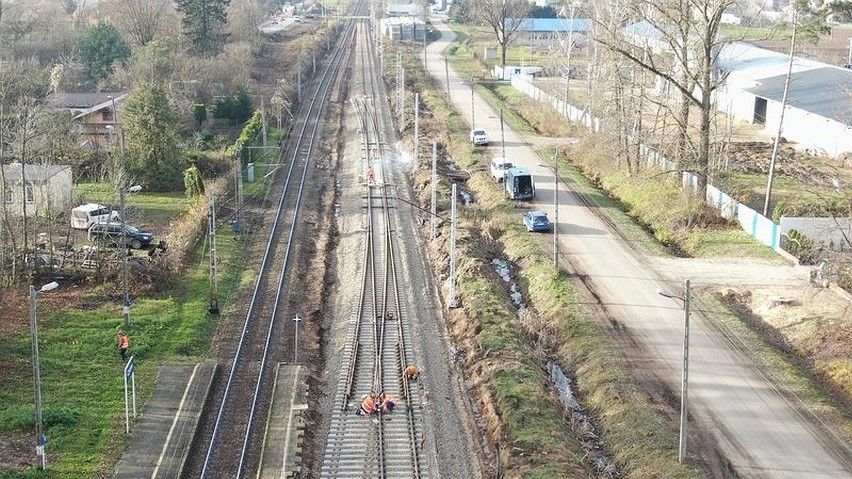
[183,166,205,198]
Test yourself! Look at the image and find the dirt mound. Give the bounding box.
[724,141,841,187]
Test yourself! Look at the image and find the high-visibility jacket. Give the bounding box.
[361,395,376,413]
[119,336,130,349]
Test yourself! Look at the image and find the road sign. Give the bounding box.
[123,356,137,433]
[124,356,135,378]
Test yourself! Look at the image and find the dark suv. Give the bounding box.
[88,222,155,249]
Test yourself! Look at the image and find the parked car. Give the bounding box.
[490,157,514,182]
[88,222,155,249]
[469,128,489,146]
[523,211,551,232]
[71,203,120,230]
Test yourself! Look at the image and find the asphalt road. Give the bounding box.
[424,19,852,478]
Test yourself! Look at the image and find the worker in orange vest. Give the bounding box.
[367,167,375,185]
[358,392,377,416]
[404,365,419,381]
[118,331,130,362]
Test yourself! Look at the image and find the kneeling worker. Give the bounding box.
[358,392,377,416]
[404,365,419,381]
[379,391,396,413]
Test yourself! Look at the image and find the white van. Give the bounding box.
[469,128,489,146]
[490,157,514,182]
[71,203,120,230]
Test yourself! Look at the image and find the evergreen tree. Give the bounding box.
[183,165,204,197]
[75,21,131,84]
[122,83,185,191]
[175,0,230,56]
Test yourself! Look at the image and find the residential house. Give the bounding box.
[2,163,73,216]
[49,92,129,151]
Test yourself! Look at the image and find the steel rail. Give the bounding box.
[320,18,422,478]
[198,14,360,479]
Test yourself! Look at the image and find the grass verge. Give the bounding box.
[402,40,703,474]
[0,185,253,477]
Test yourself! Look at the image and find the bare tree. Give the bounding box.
[114,0,170,46]
[227,0,264,48]
[471,0,531,78]
[594,0,737,200]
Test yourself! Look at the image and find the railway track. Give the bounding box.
[180,9,362,479]
[320,20,425,479]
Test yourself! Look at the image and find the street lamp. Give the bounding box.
[30,281,59,470]
[538,159,559,268]
[657,279,691,464]
[109,95,134,328]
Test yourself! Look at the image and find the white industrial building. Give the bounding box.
[714,42,852,158]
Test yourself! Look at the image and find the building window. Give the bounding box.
[24,185,34,203]
[4,188,12,203]
[102,109,114,122]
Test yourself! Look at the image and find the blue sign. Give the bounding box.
[125,357,135,378]
[38,435,47,446]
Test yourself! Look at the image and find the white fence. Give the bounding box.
[511,76,787,251]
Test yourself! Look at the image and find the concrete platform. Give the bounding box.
[258,364,309,479]
[114,362,216,479]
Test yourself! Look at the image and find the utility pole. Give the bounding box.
[397,53,402,122]
[208,196,220,315]
[449,183,458,308]
[297,55,302,104]
[431,141,437,240]
[553,155,559,268]
[423,30,427,70]
[398,54,405,126]
[444,55,450,96]
[110,95,131,328]
[261,97,268,148]
[657,280,692,464]
[235,144,245,233]
[414,93,419,164]
[500,109,506,159]
[469,75,475,127]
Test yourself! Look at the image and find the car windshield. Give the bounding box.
[501,163,513,170]
[473,130,486,136]
[125,225,140,233]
